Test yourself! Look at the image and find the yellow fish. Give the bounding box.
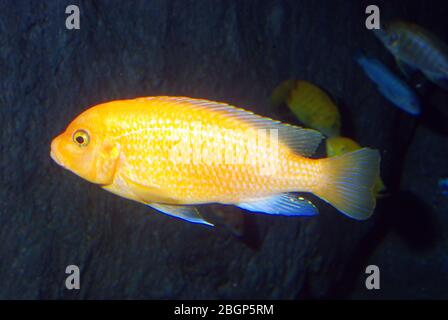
[51,96,380,225]
[326,136,386,198]
[272,80,341,137]
[270,79,296,108]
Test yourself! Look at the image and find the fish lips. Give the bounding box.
[50,138,66,168]
[50,149,64,167]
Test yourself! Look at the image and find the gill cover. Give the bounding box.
[95,141,121,185]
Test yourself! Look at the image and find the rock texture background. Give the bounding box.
[0,0,447,299]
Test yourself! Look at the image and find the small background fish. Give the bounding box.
[355,52,422,115]
[271,80,341,137]
[374,20,448,89]
[439,178,448,196]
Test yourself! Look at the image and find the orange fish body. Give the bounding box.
[51,96,380,225]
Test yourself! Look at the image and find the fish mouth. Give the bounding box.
[50,149,65,167]
[50,138,65,167]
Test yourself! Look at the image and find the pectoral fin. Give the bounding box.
[236,193,318,216]
[122,175,177,204]
[121,175,213,226]
[147,203,214,226]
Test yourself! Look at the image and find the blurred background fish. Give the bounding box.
[326,136,386,198]
[271,80,341,137]
[355,52,422,115]
[439,178,448,196]
[270,79,296,109]
[374,20,448,89]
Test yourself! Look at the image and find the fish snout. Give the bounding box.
[50,137,64,167]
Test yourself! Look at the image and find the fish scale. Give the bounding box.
[101,98,312,203]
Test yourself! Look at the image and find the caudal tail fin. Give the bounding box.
[314,148,381,220]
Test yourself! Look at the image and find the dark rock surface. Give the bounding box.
[0,0,447,299]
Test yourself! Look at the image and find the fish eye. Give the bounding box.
[73,129,90,147]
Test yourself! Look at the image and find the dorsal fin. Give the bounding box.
[145,96,324,157]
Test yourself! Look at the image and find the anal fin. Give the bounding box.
[235,193,318,216]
